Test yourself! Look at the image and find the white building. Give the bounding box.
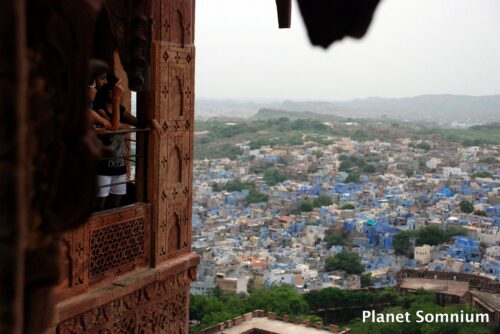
[426,158,441,169]
[414,244,434,265]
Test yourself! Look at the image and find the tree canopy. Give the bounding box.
[263,168,287,185]
[459,200,474,213]
[244,285,310,317]
[324,252,364,274]
[191,285,490,334]
[392,226,465,255]
[360,273,373,288]
[300,201,314,212]
[324,232,344,248]
[471,171,493,179]
[213,180,255,192]
[341,203,355,210]
[246,189,268,205]
[393,230,414,256]
[345,171,361,183]
[313,195,333,207]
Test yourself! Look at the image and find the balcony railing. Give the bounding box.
[96,127,150,205]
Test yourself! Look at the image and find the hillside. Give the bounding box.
[280,94,500,123]
[253,108,344,121]
[196,95,500,123]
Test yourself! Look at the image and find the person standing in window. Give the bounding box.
[94,74,137,210]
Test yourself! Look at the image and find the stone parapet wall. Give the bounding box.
[398,269,500,292]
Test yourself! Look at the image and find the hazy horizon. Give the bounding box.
[195,93,500,104]
[196,0,500,101]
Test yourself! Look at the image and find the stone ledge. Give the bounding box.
[53,252,200,324]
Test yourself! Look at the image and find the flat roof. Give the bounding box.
[471,290,500,310]
[221,317,331,334]
[400,277,469,297]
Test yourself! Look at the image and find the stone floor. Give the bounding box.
[220,317,332,334]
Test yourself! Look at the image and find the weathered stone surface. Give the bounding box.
[56,257,198,334]
[2,0,197,332]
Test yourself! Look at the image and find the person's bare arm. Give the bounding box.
[121,110,137,126]
[90,110,111,134]
[110,79,124,131]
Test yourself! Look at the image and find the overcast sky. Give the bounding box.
[195,0,500,101]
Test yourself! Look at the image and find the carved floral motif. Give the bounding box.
[57,271,195,333]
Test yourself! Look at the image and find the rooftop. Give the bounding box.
[222,317,331,334]
[200,311,347,334]
[399,277,469,297]
[471,290,500,311]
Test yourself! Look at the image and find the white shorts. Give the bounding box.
[97,174,127,197]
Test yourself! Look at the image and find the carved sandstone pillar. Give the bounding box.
[138,1,195,332]
[139,0,195,267]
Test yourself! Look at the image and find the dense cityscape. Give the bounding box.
[189,116,500,333]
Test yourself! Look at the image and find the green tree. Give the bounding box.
[304,287,377,311]
[405,168,414,178]
[459,200,474,214]
[443,226,466,241]
[217,180,255,192]
[478,157,497,164]
[296,314,323,324]
[339,154,350,161]
[471,171,493,178]
[400,288,436,307]
[244,285,309,317]
[313,195,333,208]
[189,294,208,321]
[246,189,269,205]
[474,210,487,217]
[416,142,431,151]
[341,203,355,210]
[313,150,324,158]
[378,287,401,305]
[362,164,376,173]
[392,230,414,256]
[393,226,465,255]
[300,201,314,212]
[210,285,224,300]
[324,232,344,248]
[345,171,360,183]
[415,225,446,246]
[324,252,364,274]
[339,160,352,172]
[263,168,287,185]
[360,273,374,288]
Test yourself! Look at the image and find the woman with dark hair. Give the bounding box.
[94,73,137,210]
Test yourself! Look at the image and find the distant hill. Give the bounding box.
[253,108,344,121]
[195,98,281,119]
[196,95,500,123]
[469,122,500,130]
[280,95,500,123]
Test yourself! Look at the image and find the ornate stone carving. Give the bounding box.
[57,271,195,334]
[89,217,146,277]
[55,203,151,299]
[169,0,193,47]
[167,145,183,183]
